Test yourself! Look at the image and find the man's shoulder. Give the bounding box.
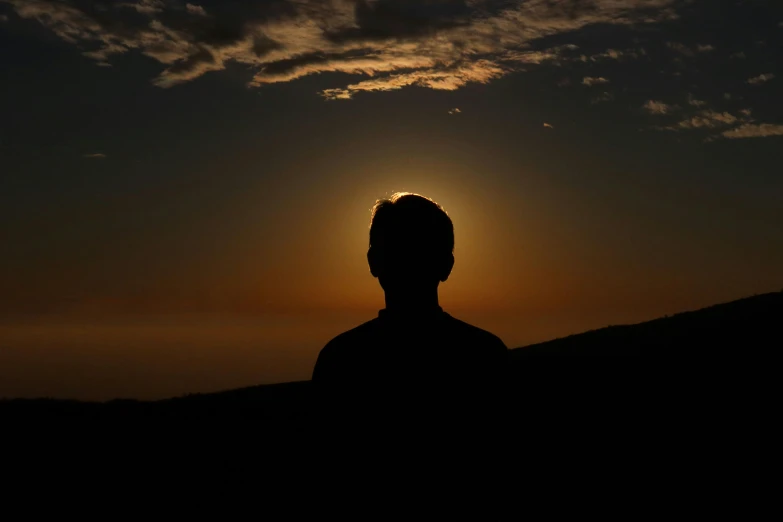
[443,314,508,351]
[321,317,382,354]
[312,318,381,382]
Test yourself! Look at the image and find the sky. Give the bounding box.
[1,0,782,400]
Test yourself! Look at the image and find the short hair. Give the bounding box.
[369,192,454,256]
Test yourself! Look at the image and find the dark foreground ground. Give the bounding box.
[1,292,778,492]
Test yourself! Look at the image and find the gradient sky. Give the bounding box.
[1,0,782,400]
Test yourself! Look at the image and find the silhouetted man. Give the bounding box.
[312,193,508,393]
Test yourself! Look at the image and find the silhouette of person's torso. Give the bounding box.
[313,308,508,388]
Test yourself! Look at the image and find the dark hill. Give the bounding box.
[1,291,779,419]
[506,291,781,406]
[510,290,781,357]
[3,292,779,483]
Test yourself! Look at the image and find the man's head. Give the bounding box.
[368,193,455,292]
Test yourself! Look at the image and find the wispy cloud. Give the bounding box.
[582,76,609,86]
[591,91,614,104]
[543,123,554,130]
[656,106,782,141]
[747,73,775,85]
[582,48,646,62]
[643,100,676,115]
[0,0,678,95]
[672,111,741,130]
[185,3,206,17]
[83,153,107,159]
[448,108,461,115]
[722,124,783,139]
[2,1,780,141]
[667,42,714,56]
[320,60,506,100]
[687,94,706,107]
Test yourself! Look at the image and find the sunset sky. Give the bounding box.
[1,0,781,400]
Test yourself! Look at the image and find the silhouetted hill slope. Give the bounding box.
[0,381,313,423]
[510,291,782,356]
[1,291,779,420]
[4,292,778,485]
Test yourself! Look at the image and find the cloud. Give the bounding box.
[591,91,614,104]
[120,0,164,15]
[673,111,740,130]
[687,94,706,107]
[747,73,775,85]
[643,100,676,115]
[666,42,714,56]
[659,108,783,141]
[319,59,506,100]
[0,0,679,95]
[83,153,107,159]
[3,0,778,139]
[582,76,609,86]
[0,14,8,22]
[543,123,554,130]
[666,41,689,55]
[584,48,646,62]
[448,107,461,115]
[722,124,783,139]
[185,4,206,17]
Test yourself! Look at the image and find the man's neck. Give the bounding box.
[383,287,441,314]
